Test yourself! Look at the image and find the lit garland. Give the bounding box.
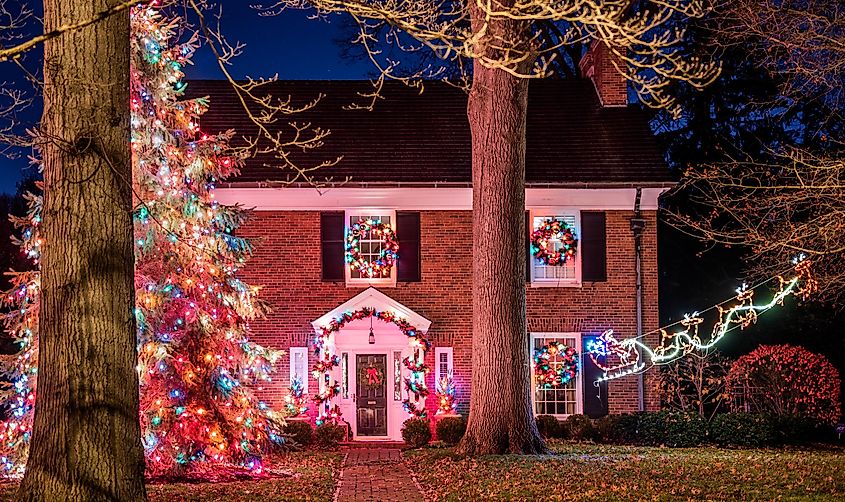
[434,373,457,415]
[312,307,430,424]
[0,6,286,477]
[533,341,579,387]
[284,377,308,418]
[587,257,818,383]
[345,218,399,278]
[530,218,577,266]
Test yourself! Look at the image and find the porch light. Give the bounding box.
[368,315,375,344]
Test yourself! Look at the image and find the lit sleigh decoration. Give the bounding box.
[587,257,818,383]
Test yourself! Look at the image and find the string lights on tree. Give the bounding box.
[434,373,458,415]
[587,257,818,383]
[0,5,287,477]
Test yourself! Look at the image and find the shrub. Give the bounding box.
[711,413,777,447]
[771,414,826,444]
[314,422,346,448]
[402,418,432,448]
[535,415,563,439]
[283,420,313,447]
[637,410,708,447]
[436,416,466,445]
[593,414,621,443]
[563,414,596,441]
[727,344,841,424]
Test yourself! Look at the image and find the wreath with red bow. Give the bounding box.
[533,341,579,387]
[359,364,385,388]
[530,218,578,266]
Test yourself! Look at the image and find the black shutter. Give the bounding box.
[525,211,532,282]
[582,334,609,418]
[397,211,421,282]
[321,211,345,282]
[581,211,607,282]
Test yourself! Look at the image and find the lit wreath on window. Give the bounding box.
[345,218,399,278]
[530,218,578,266]
[533,341,579,387]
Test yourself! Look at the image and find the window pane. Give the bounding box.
[393,351,402,401]
[341,353,349,399]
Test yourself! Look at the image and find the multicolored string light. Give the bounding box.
[345,218,399,278]
[434,373,457,415]
[0,5,286,477]
[587,257,817,383]
[533,341,579,387]
[312,307,430,424]
[530,218,578,266]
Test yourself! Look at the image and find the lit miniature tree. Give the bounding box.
[0,5,286,477]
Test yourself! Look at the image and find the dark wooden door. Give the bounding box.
[356,354,388,436]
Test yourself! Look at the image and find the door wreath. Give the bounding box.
[359,364,385,388]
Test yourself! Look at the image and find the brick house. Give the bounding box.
[192,45,672,441]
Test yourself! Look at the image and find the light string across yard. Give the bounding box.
[587,257,817,383]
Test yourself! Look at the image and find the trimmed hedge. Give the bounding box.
[711,413,777,447]
[402,418,432,448]
[564,414,596,442]
[314,422,346,448]
[535,415,563,439]
[283,420,313,447]
[436,416,466,445]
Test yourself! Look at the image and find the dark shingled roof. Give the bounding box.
[188,79,673,187]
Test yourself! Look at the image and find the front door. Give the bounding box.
[356,354,388,436]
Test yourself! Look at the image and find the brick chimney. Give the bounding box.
[578,40,627,107]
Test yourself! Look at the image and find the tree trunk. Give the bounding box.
[456,57,546,455]
[19,1,146,500]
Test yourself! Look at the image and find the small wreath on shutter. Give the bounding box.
[345,218,399,278]
[533,341,579,387]
[530,218,578,266]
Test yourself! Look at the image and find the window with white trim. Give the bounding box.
[529,211,580,285]
[345,210,397,286]
[434,347,453,383]
[289,347,309,393]
[531,333,582,416]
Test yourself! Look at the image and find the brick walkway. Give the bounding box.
[334,448,425,502]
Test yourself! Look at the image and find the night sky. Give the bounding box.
[0,5,371,193]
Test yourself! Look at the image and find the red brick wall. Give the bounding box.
[238,209,660,418]
[579,40,628,107]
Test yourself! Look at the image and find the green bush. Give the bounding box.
[564,414,596,441]
[436,416,466,445]
[402,418,432,448]
[711,413,777,447]
[636,411,707,447]
[314,422,346,448]
[535,415,563,439]
[594,414,628,444]
[283,420,313,447]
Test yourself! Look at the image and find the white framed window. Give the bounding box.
[345,209,397,287]
[530,333,583,417]
[434,347,453,383]
[289,347,309,393]
[529,210,580,287]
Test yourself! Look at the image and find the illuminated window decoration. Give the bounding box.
[312,307,430,425]
[0,6,287,478]
[587,257,817,383]
[434,372,458,415]
[530,217,578,266]
[284,377,308,418]
[345,218,399,278]
[533,341,579,387]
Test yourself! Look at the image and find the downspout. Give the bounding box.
[631,188,646,412]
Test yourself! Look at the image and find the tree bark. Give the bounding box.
[19,1,146,500]
[456,19,547,454]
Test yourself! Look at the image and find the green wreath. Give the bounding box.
[345,218,399,278]
[531,218,578,266]
[359,364,385,388]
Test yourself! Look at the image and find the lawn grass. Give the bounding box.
[405,441,845,501]
[0,451,342,502]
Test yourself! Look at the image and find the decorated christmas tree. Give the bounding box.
[0,5,286,477]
